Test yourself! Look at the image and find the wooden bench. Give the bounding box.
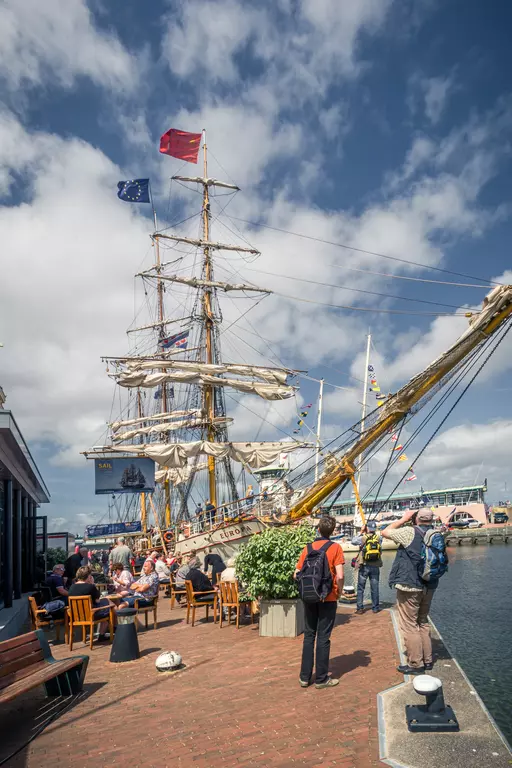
[0,630,89,706]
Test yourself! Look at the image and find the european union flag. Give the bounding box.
[117,179,150,203]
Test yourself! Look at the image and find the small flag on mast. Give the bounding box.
[117,179,150,203]
[160,128,202,163]
[158,330,190,350]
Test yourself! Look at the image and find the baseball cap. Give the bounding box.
[417,509,434,523]
[367,520,377,531]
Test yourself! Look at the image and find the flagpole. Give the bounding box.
[150,181,171,528]
[314,379,324,483]
[355,332,371,526]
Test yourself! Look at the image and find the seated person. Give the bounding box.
[45,563,69,603]
[187,558,215,601]
[68,566,116,640]
[118,559,159,609]
[220,557,237,582]
[175,556,192,588]
[155,553,171,584]
[111,562,134,593]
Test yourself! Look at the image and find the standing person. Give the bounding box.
[246,485,254,509]
[295,516,345,689]
[351,520,382,615]
[101,549,110,576]
[382,508,447,675]
[205,500,216,528]
[108,537,133,571]
[203,549,226,586]
[64,547,88,584]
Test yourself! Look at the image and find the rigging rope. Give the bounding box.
[225,215,502,286]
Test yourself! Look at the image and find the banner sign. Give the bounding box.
[85,521,142,539]
[94,458,155,495]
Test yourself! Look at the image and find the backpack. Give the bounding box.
[416,527,448,582]
[363,534,381,562]
[296,541,333,603]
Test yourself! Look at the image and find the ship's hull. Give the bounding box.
[172,522,399,564]
[174,519,267,562]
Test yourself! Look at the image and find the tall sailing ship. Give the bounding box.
[84,128,512,562]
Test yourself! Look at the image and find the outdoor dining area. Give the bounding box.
[29,557,255,655]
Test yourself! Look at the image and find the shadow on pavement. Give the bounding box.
[0,683,106,768]
[330,649,371,677]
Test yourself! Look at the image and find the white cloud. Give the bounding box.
[0,0,138,92]
[162,0,393,103]
[422,75,454,124]
[0,112,151,466]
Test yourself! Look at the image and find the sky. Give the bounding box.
[1,0,512,534]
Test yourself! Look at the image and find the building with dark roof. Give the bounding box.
[0,388,49,633]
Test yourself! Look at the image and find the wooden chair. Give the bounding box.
[68,596,114,651]
[185,581,218,627]
[218,581,254,629]
[28,595,68,644]
[169,575,186,609]
[135,595,158,631]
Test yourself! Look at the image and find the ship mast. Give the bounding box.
[152,205,172,527]
[201,130,217,507]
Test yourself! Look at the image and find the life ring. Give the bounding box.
[163,530,175,544]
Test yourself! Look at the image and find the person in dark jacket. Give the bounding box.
[382,508,439,675]
[64,547,88,583]
[203,549,226,586]
[187,557,215,598]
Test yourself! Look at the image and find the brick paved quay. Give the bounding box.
[1,601,401,768]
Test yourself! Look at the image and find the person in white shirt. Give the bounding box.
[220,557,237,582]
[111,562,134,593]
[155,553,171,583]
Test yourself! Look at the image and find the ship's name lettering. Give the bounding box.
[219,525,251,540]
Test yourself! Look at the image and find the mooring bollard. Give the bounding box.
[406,675,459,732]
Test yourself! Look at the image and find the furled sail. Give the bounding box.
[110,409,201,432]
[138,272,269,293]
[117,370,295,400]
[155,462,209,486]
[113,416,232,443]
[92,441,304,470]
[124,359,292,385]
[171,175,239,191]
[153,233,260,255]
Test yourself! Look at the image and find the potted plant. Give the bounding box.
[236,523,315,637]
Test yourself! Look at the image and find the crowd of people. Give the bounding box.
[44,536,249,638]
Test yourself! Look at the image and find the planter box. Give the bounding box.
[259,599,304,637]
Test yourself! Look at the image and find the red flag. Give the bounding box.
[159,128,202,163]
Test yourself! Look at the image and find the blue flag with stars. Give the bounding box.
[117,179,150,203]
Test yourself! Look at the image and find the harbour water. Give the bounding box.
[347,544,512,744]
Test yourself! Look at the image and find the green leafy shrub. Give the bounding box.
[236,523,315,600]
[46,547,68,570]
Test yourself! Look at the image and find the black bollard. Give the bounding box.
[110,608,140,663]
[406,675,459,732]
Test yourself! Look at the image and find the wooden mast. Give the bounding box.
[201,130,217,507]
[137,388,147,534]
[152,207,172,528]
